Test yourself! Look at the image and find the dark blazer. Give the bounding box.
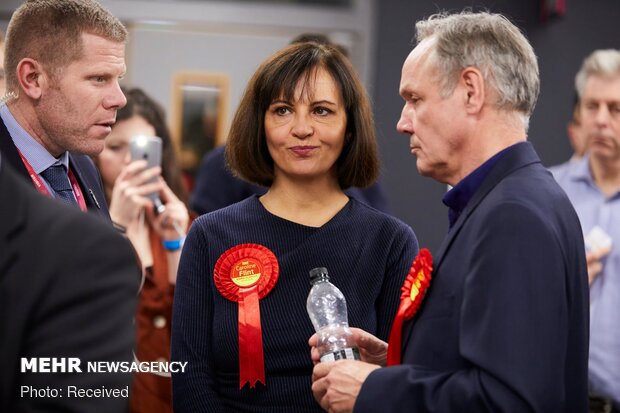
[0,116,110,219]
[356,143,589,412]
[0,159,140,412]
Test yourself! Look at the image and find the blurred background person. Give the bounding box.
[190,33,390,215]
[94,87,190,413]
[552,49,620,413]
[567,96,588,160]
[171,41,418,412]
[549,94,588,175]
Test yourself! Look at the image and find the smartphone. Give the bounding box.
[129,135,165,213]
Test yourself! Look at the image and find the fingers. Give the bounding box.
[129,166,162,188]
[109,162,165,227]
[115,182,163,210]
[312,361,331,382]
[312,378,329,411]
[350,328,388,366]
[586,245,612,285]
[308,333,321,365]
[586,254,604,285]
[311,363,331,410]
[310,347,321,365]
[352,328,385,350]
[158,178,180,203]
[587,244,612,262]
[113,161,163,207]
[149,194,190,241]
[116,160,161,187]
[311,378,328,410]
[115,160,146,183]
[311,361,373,413]
[309,329,387,366]
[308,332,318,347]
[119,159,148,175]
[154,208,187,233]
[127,182,164,198]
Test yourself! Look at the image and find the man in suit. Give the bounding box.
[0,0,127,219]
[311,11,589,413]
[0,155,140,411]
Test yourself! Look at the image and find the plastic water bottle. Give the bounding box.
[306,267,361,362]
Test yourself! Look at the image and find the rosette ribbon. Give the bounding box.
[387,248,433,366]
[213,244,279,388]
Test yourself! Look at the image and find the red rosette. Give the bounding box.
[387,248,433,366]
[213,244,279,389]
[214,243,279,302]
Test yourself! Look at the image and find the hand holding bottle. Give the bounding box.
[306,267,360,363]
[309,327,388,366]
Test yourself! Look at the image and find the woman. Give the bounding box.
[171,42,418,412]
[95,88,190,413]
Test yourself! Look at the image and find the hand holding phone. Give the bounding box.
[584,225,613,285]
[129,135,166,214]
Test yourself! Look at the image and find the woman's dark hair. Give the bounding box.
[226,42,379,188]
[117,87,189,205]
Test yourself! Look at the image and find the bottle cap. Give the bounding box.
[309,267,329,284]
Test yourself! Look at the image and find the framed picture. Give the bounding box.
[171,71,230,175]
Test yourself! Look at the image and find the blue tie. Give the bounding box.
[40,164,78,207]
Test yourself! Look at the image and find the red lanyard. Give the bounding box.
[17,150,88,212]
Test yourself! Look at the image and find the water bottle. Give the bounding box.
[306,267,361,362]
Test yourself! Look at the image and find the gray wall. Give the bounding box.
[0,0,377,143]
[102,0,377,136]
[373,0,620,252]
[2,0,620,252]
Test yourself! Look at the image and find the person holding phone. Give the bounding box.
[171,42,419,412]
[94,87,190,413]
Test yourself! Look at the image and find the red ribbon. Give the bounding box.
[238,286,265,387]
[387,248,432,366]
[213,244,279,389]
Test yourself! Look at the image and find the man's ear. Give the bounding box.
[16,58,47,100]
[460,67,485,114]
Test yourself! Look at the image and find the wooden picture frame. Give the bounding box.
[171,71,230,174]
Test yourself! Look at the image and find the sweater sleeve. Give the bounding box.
[171,222,225,412]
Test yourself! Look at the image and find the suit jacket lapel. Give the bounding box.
[69,153,101,211]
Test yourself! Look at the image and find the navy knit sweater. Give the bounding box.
[171,196,419,412]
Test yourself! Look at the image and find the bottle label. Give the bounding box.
[320,347,361,363]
